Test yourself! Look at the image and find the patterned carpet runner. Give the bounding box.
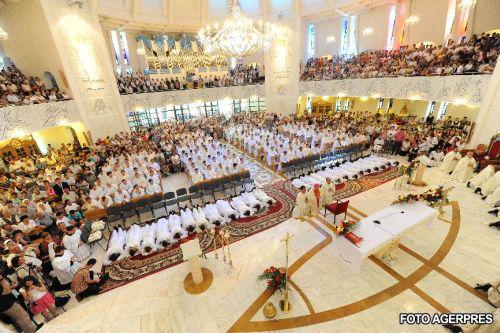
[100,167,399,293]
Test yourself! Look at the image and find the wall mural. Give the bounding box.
[0,101,81,142]
[299,75,490,106]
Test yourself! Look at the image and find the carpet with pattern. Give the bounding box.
[99,167,399,293]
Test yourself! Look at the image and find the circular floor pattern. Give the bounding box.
[183,267,214,294]
[228,201,463,332]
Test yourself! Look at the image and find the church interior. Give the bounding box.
[0,0,499,332]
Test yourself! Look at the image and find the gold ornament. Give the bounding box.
[263,302,277,319]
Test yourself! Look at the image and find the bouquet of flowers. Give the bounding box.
[257,266,287,293]
[392,186,452,207]
[334,219,358,236]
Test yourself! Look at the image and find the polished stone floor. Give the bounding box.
[5,157,498,333]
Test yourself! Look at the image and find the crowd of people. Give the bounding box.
[116,64,262,94]
[301,32,500,81]
[0,64,71,108]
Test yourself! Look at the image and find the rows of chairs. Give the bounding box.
[282,144,368,178]
[85,171,257,229]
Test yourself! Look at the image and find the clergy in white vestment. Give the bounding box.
[321,177,336,206]
[62,225,91,262]
[468,165,495,193]
[429,149,445,166]
[145,179,162,195]
[440,148,462,174]
[49,243,81,286]
[452,151,477,182]
[307,186,320,216]
[485,186,500,207]
[481,171,500,197]
[292,186,309,220]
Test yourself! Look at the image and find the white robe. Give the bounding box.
[62,230,91,262]
[483,172,500,196]
[140,223,157,256]
[452,156,477,182]
[125,225,143,257]
[292,191,309,219]
[204,204,227,227]
[251,189,276,206]
[231,197,255,217]
[440,151,462,173]
[469,165,495,190]
[104,228,127,265]
[216,200,239,220]
[240,192,265,210]
[321,181,336,206]
[307,188,319,215]
[180,209,197,233]
[486,186,500,207]
[49,245,81,285]
[169,214,188,240]
[156,218,174,249]
[192,207,209,232]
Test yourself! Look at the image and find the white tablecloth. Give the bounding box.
[330,202,438,272]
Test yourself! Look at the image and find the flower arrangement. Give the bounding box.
[334,219,358,236]
[393,186,452,207]
[257,266,287,293]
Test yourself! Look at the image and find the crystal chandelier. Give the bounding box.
[0,27,8,41]
[406,15,420,25]
[362,27,374,36]
[197,0,276,58]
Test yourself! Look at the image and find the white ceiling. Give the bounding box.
[98,0,397,32]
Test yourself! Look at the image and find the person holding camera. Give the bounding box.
[0,274,38,333]
[71,258,108,302]
[19,276,59,322]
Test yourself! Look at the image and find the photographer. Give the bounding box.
[0,274,38,333]
[71,258,108,301]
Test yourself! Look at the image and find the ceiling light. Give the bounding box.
[406,15,419,25]
[362,27,374,36]
[326,35,336,43]
[197,0,276,58]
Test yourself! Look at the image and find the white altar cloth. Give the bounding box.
[330,202,438,272]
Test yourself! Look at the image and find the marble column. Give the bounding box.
[264,16,304,116]
[469,62,500,148]
[39,0,129,141]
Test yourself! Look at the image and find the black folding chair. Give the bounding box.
[163,191,179,213]
[201,182,215,203]
[136,197,153,222]
[105,204,123,229]
[150,193,167,216]
[212,179,225,200]
[122,201,138,225]
[188,185,203,206]
[176,188,190,208]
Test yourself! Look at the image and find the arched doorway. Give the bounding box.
[42,71,58,89]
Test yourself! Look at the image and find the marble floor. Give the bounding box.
[4,157,499,333]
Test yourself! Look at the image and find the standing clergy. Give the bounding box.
[452,151,477,182]
[292,186,309,220]
[49,243,81,288]
[321,177,336,206]
[440,147,462,174]
[62,225,91,262]
[307,186,320,216]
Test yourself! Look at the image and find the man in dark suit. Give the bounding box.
[52,178,70,198]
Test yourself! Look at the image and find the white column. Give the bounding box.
[264,16,304,116]
[469,63,500,148]
[39,0,129,140]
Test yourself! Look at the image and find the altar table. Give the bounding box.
[330,203,438,272]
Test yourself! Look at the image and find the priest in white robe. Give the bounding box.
[292,186,309,220]
[62,225,91,262]
[49,243,81,286]
[482,171,500,197]
[468,165,495,194]
[321,177,336,206]
[485,186,500,207]
[307,186,319,216]
[440,148,462,174]
[452,151,477,182]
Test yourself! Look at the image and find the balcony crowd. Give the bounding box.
[301,32,500,81]
[0,65,71,108]
[117,64,262,95]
